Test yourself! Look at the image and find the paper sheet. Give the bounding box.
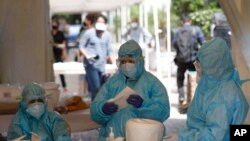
[12,135,26,141]
[31,132,41,141]
[108,86,136,110]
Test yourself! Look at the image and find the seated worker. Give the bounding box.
[7,83,71,141]
[90,40,170,140]
[167,38,249,141]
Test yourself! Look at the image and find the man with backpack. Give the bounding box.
[173,14,205,105]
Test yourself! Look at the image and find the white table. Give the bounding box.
[53,62,117,75]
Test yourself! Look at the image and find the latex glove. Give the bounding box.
[127,95,143,108]
[102,102,118,115]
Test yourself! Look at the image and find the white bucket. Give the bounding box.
[126,118,164,141]
[40,82,60,111]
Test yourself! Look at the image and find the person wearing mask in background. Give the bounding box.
[122,17,152,45]
[95,14,114,85]
[90,40,170,140]
[79,13,102,101]
[51,20,68,92]
[173,13,204,105]
[167,38,249,141]
[7,83,71,141]
[58,17,70,51]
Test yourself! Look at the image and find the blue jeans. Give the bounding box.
[84,60,103,101]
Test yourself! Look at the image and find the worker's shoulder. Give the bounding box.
[141,71,162,83]
[47,111,65,120]
[216,80,243,100]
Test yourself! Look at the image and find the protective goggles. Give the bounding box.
[28,98,44,105]
[116,56,144,67]
[116,57,136,67]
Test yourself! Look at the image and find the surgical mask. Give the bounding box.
[26,103,45,119]
[121,63,137,78]
[131,22,138,28]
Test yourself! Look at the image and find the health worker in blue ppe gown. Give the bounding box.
[7,83,71,141]
[167,38,249,141]
[90,40,170,140]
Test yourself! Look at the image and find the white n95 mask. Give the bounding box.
[26,103,45,119]
[121,63,137,78]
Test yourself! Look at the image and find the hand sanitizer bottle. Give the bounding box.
[109,127,114,139]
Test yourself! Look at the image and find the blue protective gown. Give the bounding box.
[7,83,71,141]
[178,38,249,141]
[90,40,170,140]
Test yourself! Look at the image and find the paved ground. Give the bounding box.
[54,47,188,141]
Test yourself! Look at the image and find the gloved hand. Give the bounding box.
[102,102,118,115]
[127,95,143,108]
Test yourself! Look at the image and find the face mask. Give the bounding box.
[131,22,138,28]
[121,63,137,78]
[26,103,45,119]
[52,25,58,30]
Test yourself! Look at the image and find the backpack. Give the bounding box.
[175,26,197,63]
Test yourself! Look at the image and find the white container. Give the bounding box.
[126,118,164,141]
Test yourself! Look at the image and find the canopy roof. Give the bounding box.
[50,0,144,13]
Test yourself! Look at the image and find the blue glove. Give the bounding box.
[127,95,143,108]
[102,102,118,115]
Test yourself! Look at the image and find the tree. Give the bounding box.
[171,0,221,39]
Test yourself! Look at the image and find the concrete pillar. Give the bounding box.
[0,0,54,85]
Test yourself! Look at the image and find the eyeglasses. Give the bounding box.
[28,99,44,104]
[116,57,135,66]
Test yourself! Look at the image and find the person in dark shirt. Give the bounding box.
[51,20,68,91]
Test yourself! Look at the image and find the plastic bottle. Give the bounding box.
[109,127,114,139]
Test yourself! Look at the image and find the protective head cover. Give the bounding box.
[197,37,234,80]
[178,38,249,141]
[7,83,71,141]
[21,83,47,118]
[118,40,144,79]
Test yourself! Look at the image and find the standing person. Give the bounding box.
[7,83,71,141]
[51,20,68,92]
[90,40,170,140]
[212,12,231,49]
[122,17,152,46]
[173,14,204,105]
[166,38,249,141]
[95,14,114,84]
[58,18,70,51]
[79,13,102,101]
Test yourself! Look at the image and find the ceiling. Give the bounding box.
[50,0,144,13]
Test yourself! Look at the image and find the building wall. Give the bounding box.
[0,0,54,85]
